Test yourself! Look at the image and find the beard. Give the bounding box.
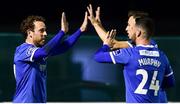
[34,39,45,47]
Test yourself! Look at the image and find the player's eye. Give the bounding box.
[39,28,46,33]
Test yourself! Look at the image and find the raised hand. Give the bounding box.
[104,29,117,47]
[95,7,101,24]
[61,12,69,33]
[87,4,99,26]
[80,11,88,32]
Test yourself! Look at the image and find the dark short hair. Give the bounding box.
[20,15,45,38]
[128,10,149,18]
[135,17,155,39]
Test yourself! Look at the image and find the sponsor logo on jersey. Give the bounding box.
[139,50,159,57]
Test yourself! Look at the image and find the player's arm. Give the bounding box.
[161,75,175,89]
[161,68,175,88]
[161,55,175,89]
[94,29,130,64]
[33,12,68,60]
[94,30,116,62]
[87,4,129,50]
[94,44,112,63]
[49,11,88,56]
[87,4,106,41]
[113,41,130,49]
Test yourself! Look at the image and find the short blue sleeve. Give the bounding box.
[109,48,131,64]
[15,44,38,62]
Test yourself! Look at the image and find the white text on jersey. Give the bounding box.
[138,58,161,68]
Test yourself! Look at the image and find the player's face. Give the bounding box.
[32,21,47,47]
[126,16,137,41]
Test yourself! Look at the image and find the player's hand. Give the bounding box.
[95,6,101,24]
[87,4,100,26]
[104,29,117,47]
[61,12,69,33]
[80,11,88,32]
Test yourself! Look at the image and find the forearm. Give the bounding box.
[33,30,65,60]
[112,41,129,49]
[94,44,112,63]
[93,23,129,50]
[51,29,82,56]
[92,22,107,42]
[64,29,82,46]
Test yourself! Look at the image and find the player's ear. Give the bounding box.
[27,29,33,38]
[136,29,141,37]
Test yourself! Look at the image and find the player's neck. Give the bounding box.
[136,38,150,45]
[25,38,35,46]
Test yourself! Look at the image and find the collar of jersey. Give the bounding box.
[136,44,155,48]
[24,42,38,47]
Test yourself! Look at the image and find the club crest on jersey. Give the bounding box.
[112,49,122,56]
[26,47,36,56]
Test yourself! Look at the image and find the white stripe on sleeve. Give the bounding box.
[30,47,39,62]
[165,71,173,77]
[110,52,116,64]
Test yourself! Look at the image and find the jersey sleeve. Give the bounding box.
[94,44,130,64]
[109,48,130,64]
[17,45,39,62]
[33,30,65,60]
[50,29,82,56]
[94,45,112,63]
[161,53,175,88]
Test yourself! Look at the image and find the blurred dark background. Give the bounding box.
[0,0,180,36]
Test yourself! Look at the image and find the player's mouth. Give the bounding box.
[42,38,46,41]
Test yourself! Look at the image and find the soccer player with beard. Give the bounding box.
[13,12,88,103]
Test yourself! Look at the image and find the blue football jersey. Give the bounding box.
[12,29,82,103]
[109,44,173,103]
[127,39,167,103]
[13,43,47,103]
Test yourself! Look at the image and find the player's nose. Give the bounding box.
[43,31,47,36]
